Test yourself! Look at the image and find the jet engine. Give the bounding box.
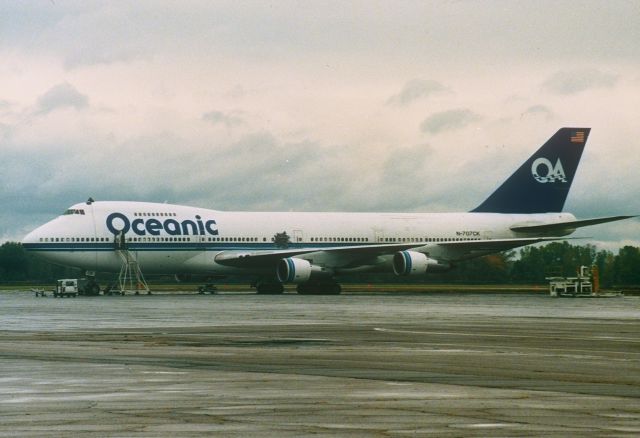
[277,257,330,284]
[393,250,450,276]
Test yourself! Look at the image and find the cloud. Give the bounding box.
[202,110,244,128]
[373,143,434,210]
[35,83,89,115]
[522,105,555,120]
[1,2,639,251]
[542,69,618,95]
[420,109,481,134]
[64,46,142,70]
[387,79,448,106]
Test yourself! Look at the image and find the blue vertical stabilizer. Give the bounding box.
[471,128,589,213]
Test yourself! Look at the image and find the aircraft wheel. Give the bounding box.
[90,283,100,295]
[256,283,284,294]
[296,282,342,295]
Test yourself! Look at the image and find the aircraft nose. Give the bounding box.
[22,224,46,247]
[22,228,39,246]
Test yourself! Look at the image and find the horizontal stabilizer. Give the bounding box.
[510,216,636,234]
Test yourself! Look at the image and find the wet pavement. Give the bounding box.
[1,290,639,436]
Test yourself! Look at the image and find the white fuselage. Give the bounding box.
[22,201,575,276]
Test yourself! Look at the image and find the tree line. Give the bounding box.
[1,241,639,287]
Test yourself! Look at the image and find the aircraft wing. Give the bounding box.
[510,215,636,234]
[214,236,572,268]
[214,243,422,268]
[433,236,578,261]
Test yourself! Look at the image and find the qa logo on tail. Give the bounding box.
[531,157,567,183]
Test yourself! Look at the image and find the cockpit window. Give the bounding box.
[63,209,86,215]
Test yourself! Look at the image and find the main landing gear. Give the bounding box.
[198,283,218,294]
[296,282,342,295]
[252,280,342,295]
[255,282,285,294]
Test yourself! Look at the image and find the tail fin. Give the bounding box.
[471,127,590,214]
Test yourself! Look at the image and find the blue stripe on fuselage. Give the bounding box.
[21,242,376,252]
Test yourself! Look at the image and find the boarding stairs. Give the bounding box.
[114,233,150,294]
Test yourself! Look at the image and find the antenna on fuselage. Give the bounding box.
[86,197,95,205]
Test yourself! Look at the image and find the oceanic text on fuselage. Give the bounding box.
[106,212,219,236]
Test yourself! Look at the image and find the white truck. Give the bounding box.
[53,279,80,298]
[52,278,101,297]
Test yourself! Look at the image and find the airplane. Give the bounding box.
[21,128,634,294]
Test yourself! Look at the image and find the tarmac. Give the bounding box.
[1,290,639,437]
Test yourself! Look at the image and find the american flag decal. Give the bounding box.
[570,131,585,143]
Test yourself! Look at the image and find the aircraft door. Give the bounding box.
[85,199,99,271]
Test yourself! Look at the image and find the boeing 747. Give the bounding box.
[22,128,634,294]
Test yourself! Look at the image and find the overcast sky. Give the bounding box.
[1,1,639,251]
